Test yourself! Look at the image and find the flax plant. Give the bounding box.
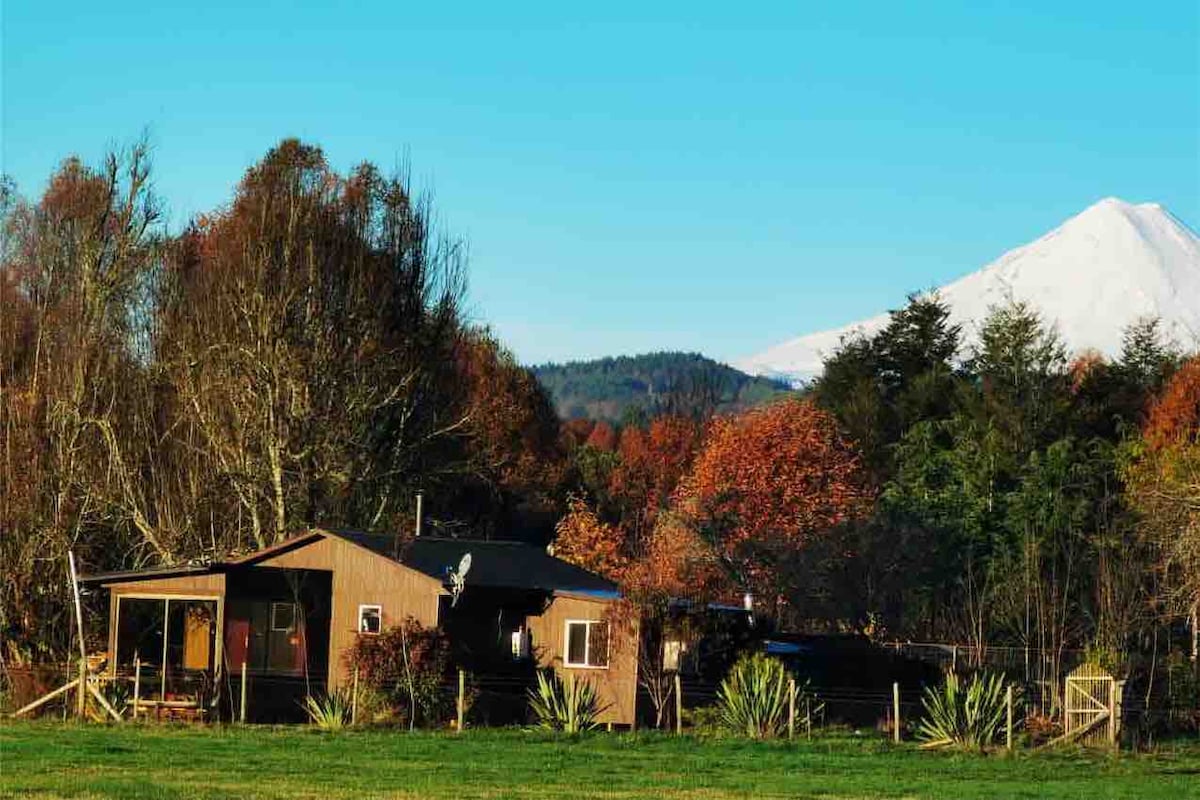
[916,671,1010,749]
[527,670,605,733]
[716,653,790,739]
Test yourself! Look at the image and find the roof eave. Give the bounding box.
[79,563,224,585]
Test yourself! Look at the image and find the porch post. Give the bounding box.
[160,598,170,701]
[213,596,226,711]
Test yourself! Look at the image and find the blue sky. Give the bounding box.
[3,1,1197,365]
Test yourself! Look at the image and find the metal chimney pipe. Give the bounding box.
[415,490,424,538]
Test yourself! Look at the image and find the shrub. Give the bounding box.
[302,689,354,730]
[916,672,1011,749]
[345,618,454,728]
[527,670,605,733]
[715,652,789,739]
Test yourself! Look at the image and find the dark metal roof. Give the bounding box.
[328,529,618,596]
[78,528,619,597]
[78,563,221,585]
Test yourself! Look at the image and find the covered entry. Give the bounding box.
[92,564,332,721]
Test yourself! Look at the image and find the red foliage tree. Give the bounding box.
[674,398,872,597]
[1144,356,1200,450]
[610,415,703,549]
[584,420,617,452]
[454,328,563,513]
[1126,356,1200,626]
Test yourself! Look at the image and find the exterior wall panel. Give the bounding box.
[528,594,637,726]
[256,535,445,687]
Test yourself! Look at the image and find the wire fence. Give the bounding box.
[4,650,1195,739]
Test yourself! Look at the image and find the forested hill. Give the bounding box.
[532,352,792,422]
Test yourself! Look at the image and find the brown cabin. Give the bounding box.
[81,529,637,725]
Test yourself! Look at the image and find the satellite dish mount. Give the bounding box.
[450,552,471,608]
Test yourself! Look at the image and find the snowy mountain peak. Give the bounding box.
[736,199,1200,383]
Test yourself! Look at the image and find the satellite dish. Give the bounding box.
[450,552,472,608]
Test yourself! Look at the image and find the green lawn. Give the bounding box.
[1,722,1198,800]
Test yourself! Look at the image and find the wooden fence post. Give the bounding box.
[805,695,812,739]
[788,678,796,740]
[133,658,141,720]
[1108,681,1118,748]
[1006,685,1013,750]
[893,682,901,743]
[77,658,88,719]
[674,673,683,735]
[456,669,465,733]
[351,666,360,726]
[68,552,88,721]
[239,661,248,724]
[1107,680,1117,747]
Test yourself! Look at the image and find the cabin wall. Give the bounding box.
[256,536,444,687]
[528,594,638,726]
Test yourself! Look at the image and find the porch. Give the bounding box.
[97,565,332,722]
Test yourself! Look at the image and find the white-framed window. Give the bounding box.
[271,602,297,632]
[358,604,382,635]
[563,619,609,668]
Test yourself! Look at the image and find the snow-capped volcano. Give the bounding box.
[736,198,1200,383]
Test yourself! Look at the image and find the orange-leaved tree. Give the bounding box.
[1125,356,1200,644]
[551,495,630,582]
[674,397,872,605]
[610,415,703,552]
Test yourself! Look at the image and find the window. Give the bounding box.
[663,639,686,673]
[270,602,296,632]
[511,627,531,660]
[358,604,382,635]
[563,620,608,668]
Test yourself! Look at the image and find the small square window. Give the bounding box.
[564,620,608,668]
[358,605,382,635]
[271,602,296,632]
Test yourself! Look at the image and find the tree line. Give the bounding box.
[3,140,1198,725]
[552,296,1199,720]
[1,140,564,660]
[532,352,790,424]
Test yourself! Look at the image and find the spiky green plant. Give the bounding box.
[716,652,790,739]
[302,689,354,730]
[916,672,1011,749]
[527,670,605,733]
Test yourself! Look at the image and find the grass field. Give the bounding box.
[2,722,1198,799]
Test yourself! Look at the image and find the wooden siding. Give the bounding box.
[528,594,638,726]
[107,573,226,597]
[255,534,445,687]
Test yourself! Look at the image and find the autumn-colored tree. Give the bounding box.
[1143,357,1200,451]
[675,398,872,603]
[610,415,703,550]
[448,327,564,536]
[159,140,466,549]
[551,495,630,581]
[1126,356,1200,657]
[559,418,597,450]
[1,145,166,657]
[585,420,617,452]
